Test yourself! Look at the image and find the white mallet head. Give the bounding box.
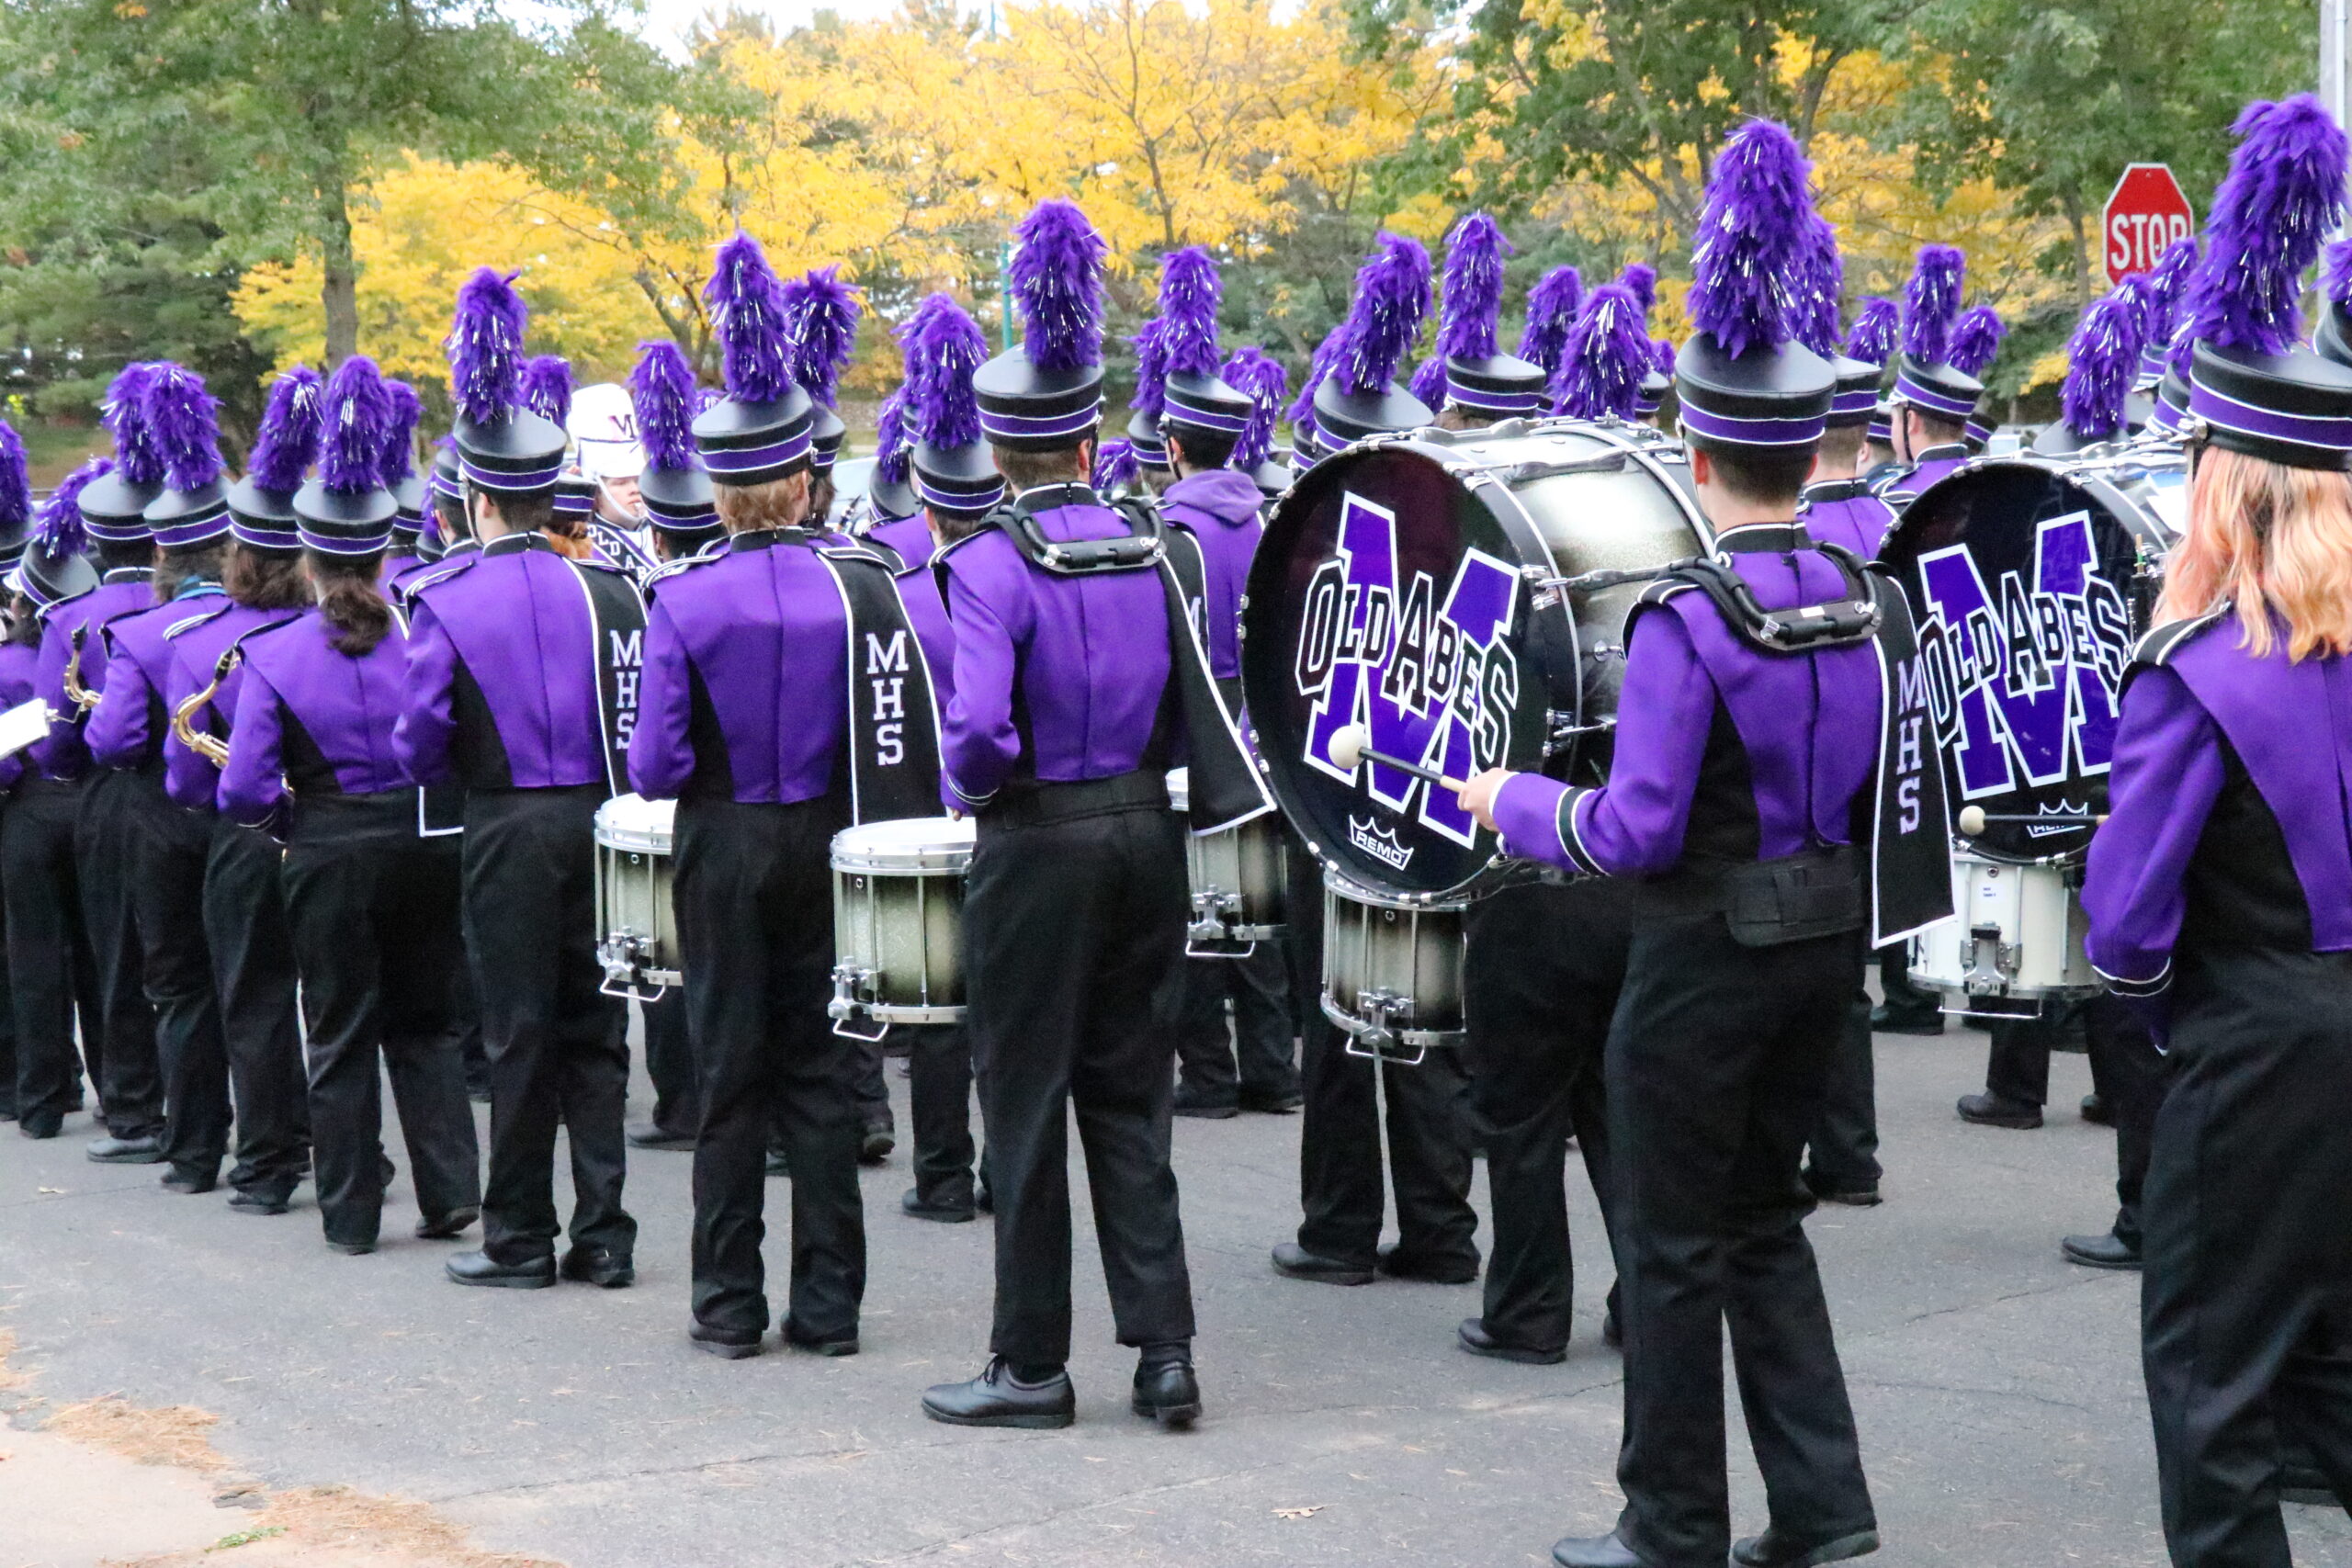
[1957,804,1987,837]
[1329,724,1369,770]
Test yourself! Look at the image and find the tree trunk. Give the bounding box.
[2062,188,2093,307]
[318,173,358,366]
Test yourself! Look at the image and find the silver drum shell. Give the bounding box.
[830,817,976,1025]
[1320,869,1466,1064]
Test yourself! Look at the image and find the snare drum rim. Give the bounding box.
[594,794,677,855]
[829,818,978,875]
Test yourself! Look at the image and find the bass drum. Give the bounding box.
[1878,451,2181,866]
[1240,421,1707,899]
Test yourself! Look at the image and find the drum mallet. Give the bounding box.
[1956,805,2106,834]
[1329,724,1466,792]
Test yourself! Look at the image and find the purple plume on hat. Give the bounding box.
[872,387,911,487]
[2328,237,2352,304]
[320,355,394,495]
[1843,298,1900,366]
[1012,199,1107,375]
[2186,95,2347,356]
[1653,337,1677,373]
[101,364,166,488]
[784,265,862,408]
[703,231,797,404]
[1438,213,1512,363]
[1688,119,1816,360]
[1948,306,2006,378]
[1407,356,1449,408]
[2142,235,2200,333]
[1788,214,1845,358]
[1091,437,1138,491]
[1290,326,1345,427]
[35,457,110,556]
[143,365,225,494]
[1619,262,1657,317]
[1902,245,1967,366]
[1158,247,1225,378]
[521,355,573,429]
[906,293,989,450]
[1518,266,1585,374]
[1128,317,1170,420]
[1334,232,1431,396]
[629,340,700,472]
[2060,292,2145,443]
[0,420,28,531]
[447,268,530,426]
[1551,283,1653,420]
[247,367,323,494]
[379,379,424,486]
[1222,345,1288,469]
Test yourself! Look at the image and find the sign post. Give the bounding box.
[2101,165,2197,288]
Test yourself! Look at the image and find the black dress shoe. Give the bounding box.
[922,1358,1076,1428]
[901,1187,976,1224]
[783,1322,859,1357]
[689,1324,763,1359]
[765,1145,791,1179]
[1957,1092,2042,1130]
[1376,1240,1479,1284]
[325,1236,377,1256]
[227,1190,291,1215]
[1552,1529,1650,1567]
[1731,1525,1881,1565]
[2281,1452,2338,1505]
[860,1126,895,1164]
[626,1121,695,1151]
[1458,1316,1566,1364]
[86,1134,164,1164]
[1132,1359,1202,1427]
[446,1250,557,1289]
[2079,1092,2113,1125]
[560,1247,635,1288]
[1601,1307,1622,1348]
[1869,1003,1944,1036]
[973,1182,992,1214]
[161,1167,218,1194]
[1170,1096,1239,1120]
[1238,1089,1304,1114]
[2061,1231,2142,1270]
[413,1206,480,1240]
[1271,1241,1374,1286]
[1806,1179,1883,1208]
[18,1115,62,1140]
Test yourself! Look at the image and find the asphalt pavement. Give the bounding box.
[1,1017,2346,1568]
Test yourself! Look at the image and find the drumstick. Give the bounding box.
[1956,805,2108,834]
[1329,724,1465,791]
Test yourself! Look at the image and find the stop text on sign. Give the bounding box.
[2102,164,2196,288]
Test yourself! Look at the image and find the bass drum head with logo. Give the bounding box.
[1879,457,2162,863]
[1240,426,1703,898]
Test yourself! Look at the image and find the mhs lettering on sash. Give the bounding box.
[866,630,909,767]
[609,626,644,746]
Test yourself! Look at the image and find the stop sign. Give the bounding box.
[2103,164,2197,287]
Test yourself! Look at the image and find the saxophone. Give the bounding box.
[170,646,241,769]
[61,624,103,714]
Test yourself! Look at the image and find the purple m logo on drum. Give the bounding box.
[1914,510,2132,803]
[1294,490,1521,852]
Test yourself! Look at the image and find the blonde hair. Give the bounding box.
[2160,446,2352,660]
[714,471,810,534]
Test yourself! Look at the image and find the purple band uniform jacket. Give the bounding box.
[1799,479,1899,559]
[32,574,153,780]
[0,638,39,792]
[1157,468,1264,682]
[865,515,936,573]
[2084,613,2352,995]
[1491,529,1882,878]
[162,602,300,813]
[88,591,228,773]
[1871,443,1970,513]
[221,608,422,828]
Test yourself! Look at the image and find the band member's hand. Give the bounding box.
[1451,768,1511,832]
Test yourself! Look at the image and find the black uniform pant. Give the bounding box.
[205,818,308,1198]
[1608,915,1874,1567]
[639,990,697,1139]
[2143,946,2352,1568]
[1804,987,1880,1195]
[674,796,863,1343]
[463,785,631,1265]
[903,1022,977,1206]
[1985,997,2171,1246]
[849,1033,894,1134]
[1175,943,1297,1107]
[967,798,1193,1365]
[4,776,102,1131]
[1289,848,1477,1272]
[130,780,230,1179]
[284,800,480,1246]
[76,767,162,1138]
[1463,881,1629,1353]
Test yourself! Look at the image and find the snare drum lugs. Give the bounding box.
[594,794,681,997]
[829,816,977,1035]
[1320,869,1467,1064]
[1909,852,2098,1020]
[1168,767,1287,954]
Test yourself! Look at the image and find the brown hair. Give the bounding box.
[1902,403,1966,448]
[1687,435,1816,509]
[989,437,1094,494]
[714,470,811,534]
[2160,446,2352,660]
[153,541,227,604]
[225,541,313,611]
[306,549,393,656]
[1814,425,1865,481]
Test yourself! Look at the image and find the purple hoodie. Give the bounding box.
[1157,468,1264,681]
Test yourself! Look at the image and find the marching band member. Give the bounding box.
[2087,94,2352,1562]
[1415,214,1551,430]
[399,268,647,1292]
[4,473,103,1141]
[1267,233,1483,1294]
[1948,306,2006,453]
[921,197,1266,1429]
[156,367,322,1216]
[379,380,430,583]
[221,356,482,1253]
[1220,348,1294,501]
[1873,245,1980,508]
[1797,299,1900,558]
[41,367,168,1165]
[628,232,941,1358]
[87,366,241,1197]
[1459,119,1928,1568]
[854,386,928,562]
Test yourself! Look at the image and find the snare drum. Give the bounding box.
[594,794,680,997]
[1168,767,1287,955]
[1909,852,2098,1020]
[1320,869,1467,1065]
[829,816,977,1036]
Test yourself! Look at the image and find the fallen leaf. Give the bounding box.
[1272,1506,1325,1520]
[38,1187,62,1195]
